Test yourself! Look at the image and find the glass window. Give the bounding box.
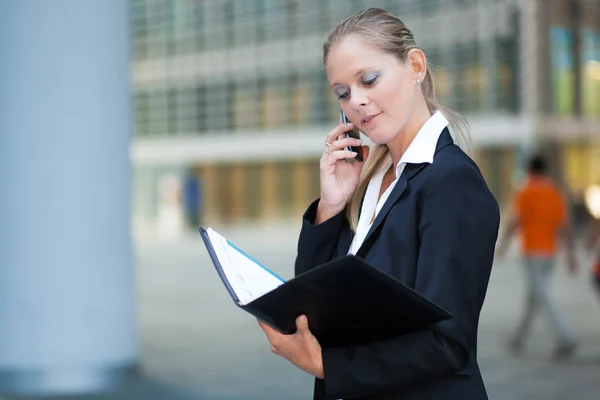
[205,82,232,132]
[310,70,329,126]
[582,27,600,117]
[318,69,339,124]
[232,0,260,46]
[132,39,148,61]
[348,0,366,15]
[285,0,327,37]
[203,1,228,50]
[180,88,196,134]
[287,0,326,37]
[148,88,168,136]
[232,80,260,130]
[169,1,195,56]
[290,74,314,126]
[549,26,575,116]
[195,86,207,133]
[420,0,439,13]
[322,2,346,32]
[134,90,150,136]
[164,0,177,56]
[384,0,403,15]
[454,42,482,112]
[425,47,452,107]
[260,77,289,128]
[192,2,204,51]
[223,0,234,47]
[166,87,196,135]
[167,88,178,135]
[495,37,520,113]
[145,0,168,58]
[432,66,451,108]
[131,0,148,60]
[262,0,288,41]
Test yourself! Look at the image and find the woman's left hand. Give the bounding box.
[258,315,324,379]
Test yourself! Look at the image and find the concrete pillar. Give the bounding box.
[519,0,543,117]
[291,161,310,218]
[0,1,136,396]
[200,164,218,225]
[230,163,246,222]
[261,162,278,220]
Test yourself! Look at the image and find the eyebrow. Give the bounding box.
[330,67,377,88]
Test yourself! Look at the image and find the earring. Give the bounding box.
[416,79,421,84]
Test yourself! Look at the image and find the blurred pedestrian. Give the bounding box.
[184,170,202,228]
[585,217,600,300]
[496,155,578,360]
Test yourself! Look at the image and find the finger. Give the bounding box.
[295,315,309,337]
[258,320,277,338]
[322,149,358,165]
[327,137,363,153]
[325,123,354,147]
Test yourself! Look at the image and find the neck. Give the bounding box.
[386,99,432,168]
[530,173,546,180]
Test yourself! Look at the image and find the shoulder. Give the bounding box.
[423,143,489,191]
[547,178,566,196]
[417,144,499,216]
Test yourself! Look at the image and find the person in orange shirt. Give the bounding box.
[496,155,578,360]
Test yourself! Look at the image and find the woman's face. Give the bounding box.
[326,35,419,145]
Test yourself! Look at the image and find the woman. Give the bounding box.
[258,8,500,400]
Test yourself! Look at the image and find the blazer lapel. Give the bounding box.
[357,163,423,255]
[355,127,454,257]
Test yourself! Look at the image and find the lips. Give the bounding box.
[361,112,382,124]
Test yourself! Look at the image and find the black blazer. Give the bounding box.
[295,129,500,400]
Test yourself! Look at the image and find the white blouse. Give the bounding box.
[347,111,449,256]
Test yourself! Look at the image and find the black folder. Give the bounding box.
[199,227,452,348]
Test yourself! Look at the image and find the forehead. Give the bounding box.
[325,35,400,84]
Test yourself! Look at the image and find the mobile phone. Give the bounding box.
[340,110,363,162]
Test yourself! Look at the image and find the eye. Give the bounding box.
[337,90,350,100]
[362,72,379,86]
[335,87,350,100]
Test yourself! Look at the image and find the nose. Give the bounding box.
[349,86,369,111]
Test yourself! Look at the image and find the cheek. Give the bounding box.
[378,80,412,120]
[381,78,410,108]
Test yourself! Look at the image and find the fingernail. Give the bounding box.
[351,152,358,156]
[298,316,306,324]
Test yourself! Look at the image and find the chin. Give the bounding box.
[364,129,395,146]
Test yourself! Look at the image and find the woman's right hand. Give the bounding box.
[316,122,369,223]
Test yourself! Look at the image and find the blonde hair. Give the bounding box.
[323,8,472,231]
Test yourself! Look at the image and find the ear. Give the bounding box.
[407,48,427,82]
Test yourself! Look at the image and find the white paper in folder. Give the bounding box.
[205,227,285,305]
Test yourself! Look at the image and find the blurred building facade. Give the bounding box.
[129,0,600,232]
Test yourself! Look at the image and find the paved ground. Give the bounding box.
[5,223,600,399]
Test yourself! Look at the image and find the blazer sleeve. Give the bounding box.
[294,198,347,276]
[320,163,500,400]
